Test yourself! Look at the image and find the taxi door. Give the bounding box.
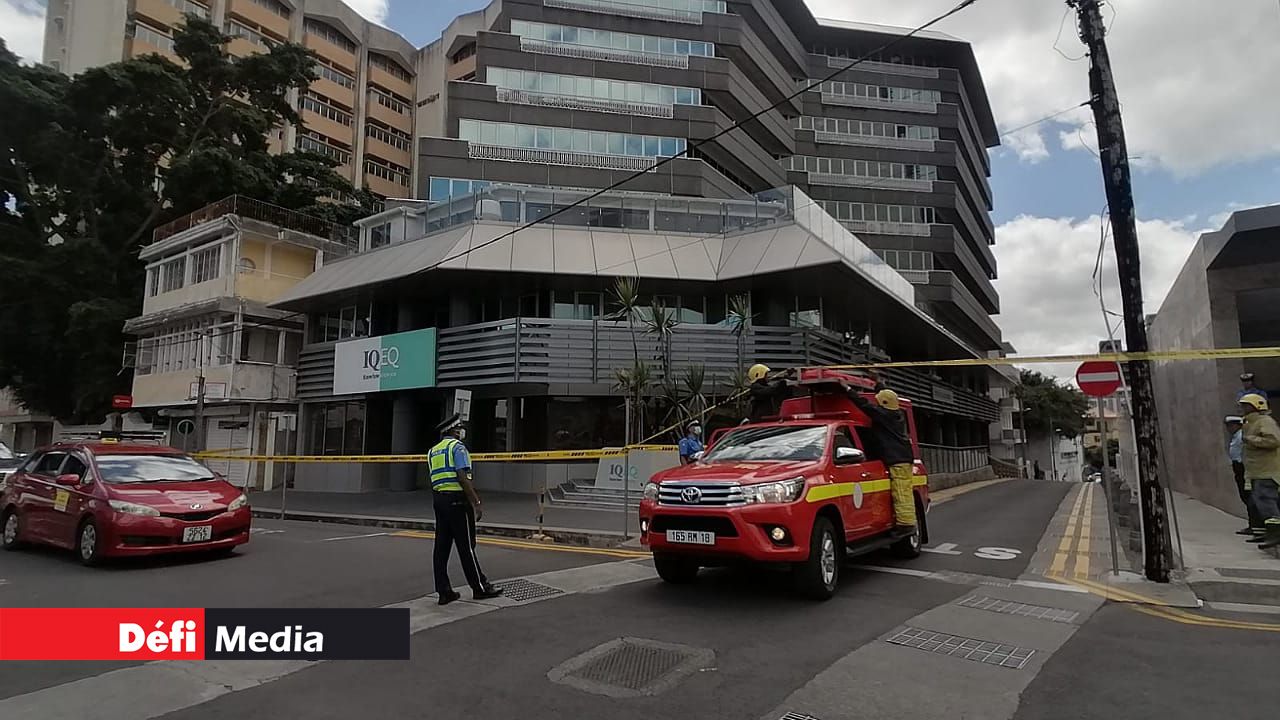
[831,425,880,539]
[19,451,68,545]
[45,452,94,548]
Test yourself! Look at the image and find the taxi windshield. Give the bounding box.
[95,454,218,484]
[701,425,827,462]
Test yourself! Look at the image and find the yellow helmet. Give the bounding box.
[747,364,771,383]
[875,389,900,410]
[1240,393,1269,413]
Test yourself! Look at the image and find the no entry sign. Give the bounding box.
[1076,361,1123,397]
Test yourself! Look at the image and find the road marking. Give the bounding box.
[1055,575,1280,632]
[1015,579,1089,594]
[251,528,284,535]
[1074,484,1094,580]
[1049,484,1088,576]
[855,565,1089,594]
[390,530,651,559]
[854,564,934,578]
[317,532,390,542]
[922,542,963,555]
[974,547,1023,560]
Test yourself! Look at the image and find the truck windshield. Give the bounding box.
[702,425,827,462]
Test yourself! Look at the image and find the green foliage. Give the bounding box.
[0,17,375,422]
[1016,369,1090,438]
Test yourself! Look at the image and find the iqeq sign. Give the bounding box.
[333,328,437,395]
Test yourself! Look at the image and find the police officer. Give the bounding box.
[429,413,503,605]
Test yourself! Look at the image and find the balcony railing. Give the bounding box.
[494,86,674,118]
[519,37,690,69]
[821,92,937,114]
[896,270,931,285]
[151,195,358,248]
[920,444,990,474]
[544,0,703,24]
[807,173,934,192]
[841,219,934,237]
[826,56,941,78]
[813,130,936,152]
[467,143,657,172]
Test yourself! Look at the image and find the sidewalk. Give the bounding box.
[1171,491,1280,606]
[249,488,633,546]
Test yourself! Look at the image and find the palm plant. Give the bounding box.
[725,293,754,373]
[607,276,642,368]
[613,360,652,442]
[643,299,679,384]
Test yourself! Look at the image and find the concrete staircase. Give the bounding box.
[549,481,636,511]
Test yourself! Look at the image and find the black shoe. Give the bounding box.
[1260,537,1280,550]
[1236,527,1256,535]
[473,586,504,600]
[1246,535,1268,543]
[437,590,461,606]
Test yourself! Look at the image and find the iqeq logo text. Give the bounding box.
[362,345,400,371]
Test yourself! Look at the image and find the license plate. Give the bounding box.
[182,525,213,543]
[666,530,714,545]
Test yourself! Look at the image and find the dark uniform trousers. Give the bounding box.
[1234,461,1264,529]
[432,491,490,594]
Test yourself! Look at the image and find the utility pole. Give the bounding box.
[192,328,209,452]
[1070,0,1171,581]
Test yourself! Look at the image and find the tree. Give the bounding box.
[1015,369,1089,438]
[0,17,377,422]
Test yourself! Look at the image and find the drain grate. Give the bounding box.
[549,637,714,697]
[885,627,1035,669]
[957,595,1079,623]
[494,578,564,602]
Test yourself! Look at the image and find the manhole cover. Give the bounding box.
[956,595,1080,624]
[549,637,714,697]
[885,627,1035,669]
[494,578,564,602]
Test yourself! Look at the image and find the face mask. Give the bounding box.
[691,427,702,437]
[456,428,467,441]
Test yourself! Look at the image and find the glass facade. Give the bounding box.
[785,156,939,182]
[557,0,726,15]
[488,67,701,107]
[428,177,492,202]
[820,81,941,105]
[795,116,939,141]
[458,119,687,158]
[818,201,937,224]
[510,20,715,58]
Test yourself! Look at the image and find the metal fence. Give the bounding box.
[920,444,990,475]
[151,195,359,248]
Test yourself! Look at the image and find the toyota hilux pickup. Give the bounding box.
[638,369,930,600]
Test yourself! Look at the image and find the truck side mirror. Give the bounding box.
[834,447,865,465]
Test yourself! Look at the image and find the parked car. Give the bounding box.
[1,441,251,565]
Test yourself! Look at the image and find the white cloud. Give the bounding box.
[1003,127,1049,163]
[0,0,46,62]
[342,0,390,24]
[803,0,1280,175]
[992,213,1205,378]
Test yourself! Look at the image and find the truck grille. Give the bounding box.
[657,482,744,507]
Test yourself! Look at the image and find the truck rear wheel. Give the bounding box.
[795,517,840,600]
[653,552,699,584]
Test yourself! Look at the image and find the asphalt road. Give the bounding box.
[3,479,1276,720]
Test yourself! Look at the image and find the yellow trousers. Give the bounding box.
[889,463,917,526]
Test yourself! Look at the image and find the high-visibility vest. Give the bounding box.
[428,438,464,492]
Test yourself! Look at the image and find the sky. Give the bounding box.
[4,0,1279,383]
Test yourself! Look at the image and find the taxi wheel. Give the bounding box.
[1,507,23,550]
[653,552,699,584]
[795,517,839,601]
[76,519,101,567]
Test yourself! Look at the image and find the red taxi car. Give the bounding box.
[0,442,251,565]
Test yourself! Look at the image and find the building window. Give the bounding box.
[248,0,289,18]
[190,245,221,285]
[368,86,410,115]
[133,22,175,53]
[820,81,941,105]
[547,0,726,15]
[364,156,410,186]
[369,54,412,83]
[427,177,492,202]
[238,257,257,273]
[163,0,209,19]
[300,91,353,126]
[795,116,939,141]
[147,267,161,297]
[365,120,411,152]
[315,60,356,89]
[369,222,391,249]
[487,67,701,107]
[307,400,366,455]
[784,156,937,182]
[878,249,934,271]
[817,201,937,225]
[304,19,356,54]
[224,19,281,49]
[457,119,686,159]
[296,131,352,164]
[161,257,186,293]
[509,20,715,59]
[313,304,372,342]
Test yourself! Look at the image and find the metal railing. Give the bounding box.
[467,143,657,172]
[519,38,690,69]
[807,173,935,192]
[820,92,938,114]
[896,270,931,285]
[813,131,937,152]
[841,219,934,237]
[151,195,359,248]
[494,86,674,118]
[920,445,989,475]
[544,0,703,24]
[826,56,941,78]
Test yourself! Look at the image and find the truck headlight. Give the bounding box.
[109,500,161,516]
[742,478,806,504]
[227,494,248,511]
[642,482,660,501]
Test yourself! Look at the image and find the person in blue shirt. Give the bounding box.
[428,413,503,605]
[1225,415,1261,536]
[678,421,704,464]
[1237,373,1268,401]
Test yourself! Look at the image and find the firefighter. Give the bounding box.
[429,413,503,605]
[743,364,794,423]
[1239,393,1280,549]
[846,387,916,533]
[1225,415,1263,537]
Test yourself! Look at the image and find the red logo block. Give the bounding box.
[0,608,206,661]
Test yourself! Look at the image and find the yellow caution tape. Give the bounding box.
[827,345,1280,370]
[195,444,678,463]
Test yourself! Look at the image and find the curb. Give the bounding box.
[252,508,629,548]
[1185,567,1280,607]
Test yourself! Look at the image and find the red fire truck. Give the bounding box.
[638,369,930,600]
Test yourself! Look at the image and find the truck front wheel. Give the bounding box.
[795,517,840,600]
[653,552,699,584]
